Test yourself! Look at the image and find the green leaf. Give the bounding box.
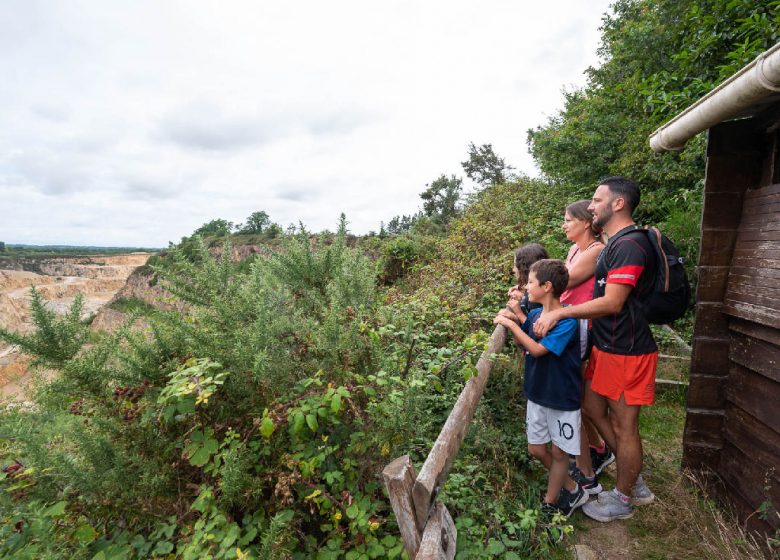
[73,524,98,544]
[346,503,360,519]
[306,413,319,432]
[189,445,211,466]
[204,436,219,454]
[331,393,342,413]
[487,539,505,554]
[292,411,305,434]
[153,541,174,554]
[176,398,196,415]
[44,501,67,517]
[260,416,275,438]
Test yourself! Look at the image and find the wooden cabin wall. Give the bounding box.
[685,117,780,535]
[721,182,780,533]
[685,119,764,472]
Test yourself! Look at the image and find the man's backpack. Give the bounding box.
[634,226,692,325]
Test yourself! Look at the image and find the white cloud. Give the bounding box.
[1,0,612,246]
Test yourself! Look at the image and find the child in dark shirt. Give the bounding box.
[494,259,588,518]
[505,243,548,324]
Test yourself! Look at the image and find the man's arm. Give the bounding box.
[494,315,550,358]
[533,283,633,337]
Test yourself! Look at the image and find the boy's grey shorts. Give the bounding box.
[526,400,581,456]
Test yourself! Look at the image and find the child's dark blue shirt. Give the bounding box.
[520,308,582,411]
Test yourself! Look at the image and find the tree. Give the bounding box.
[461,143,513,187]
[526,0,780,216]
[193,219,234,237]
[386,214,418,235]
[419,174,462,223]
[239,211,271,234]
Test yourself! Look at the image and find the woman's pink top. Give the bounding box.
[560,241,604,305]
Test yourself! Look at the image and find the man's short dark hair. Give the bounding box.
[600,176,641,215]
[530,259,569,298]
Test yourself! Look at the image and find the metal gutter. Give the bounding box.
[649,41,780,152]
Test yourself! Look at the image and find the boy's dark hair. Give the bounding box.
[514,243,548,285]
[599,176,641,215]
[530,259,569,298]
[566,199,602,236]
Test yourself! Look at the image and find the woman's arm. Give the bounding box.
[566,243,603,288]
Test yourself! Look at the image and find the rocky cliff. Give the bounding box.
[0,253,151,399]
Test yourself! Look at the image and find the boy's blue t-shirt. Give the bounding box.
[520,308,582,411]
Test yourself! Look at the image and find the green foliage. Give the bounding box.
[4,5,748,555]
[193,218,235,237]
[0,287,89,368]
[238,211,283,238]
[420,174,462,224]
[461,142,513,187]
[377,235,435,285]
[107,296,157,315]
[239,210,271,234]
[527,0,779,213]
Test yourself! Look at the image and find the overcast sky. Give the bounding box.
[2,0,613,247]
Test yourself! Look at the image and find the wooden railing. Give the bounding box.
[382,324,507,559]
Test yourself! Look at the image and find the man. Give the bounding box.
[534,176,657,522]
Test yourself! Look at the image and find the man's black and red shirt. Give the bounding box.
[592,225,658,356]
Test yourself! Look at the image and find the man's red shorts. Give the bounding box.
[585,346,658,405]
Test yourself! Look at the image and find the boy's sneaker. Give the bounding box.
[556,484,589,517]
[570,466,603,496]
[582,489,633,522]
[631,474,655,506]
[590,445,616,476]
[540,502,564,544]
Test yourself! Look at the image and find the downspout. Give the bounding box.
[649,42,780,152]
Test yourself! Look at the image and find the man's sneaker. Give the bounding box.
[556,484,589,517]
[582,489,633,522]
[590,445,616,476]
[631,474,655,506]
[570,466,603,496]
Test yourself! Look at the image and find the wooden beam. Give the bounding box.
[415,502,457,560]
[382,455,422,558]
[412,324,506,531]
[661,325,692,353]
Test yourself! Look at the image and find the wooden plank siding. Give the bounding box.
[724,183,780,330]
[680,106,780,541]
[684,119,765,472]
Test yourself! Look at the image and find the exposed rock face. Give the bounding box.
[0,253,151,398]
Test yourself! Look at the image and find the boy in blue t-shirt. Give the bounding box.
[494,259,588,518]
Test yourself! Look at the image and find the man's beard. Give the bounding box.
[593,205,613,230]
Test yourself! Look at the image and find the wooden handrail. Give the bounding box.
[383,324,507,559]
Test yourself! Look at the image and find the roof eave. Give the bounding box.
[649,42,780,153]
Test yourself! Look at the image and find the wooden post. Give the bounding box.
[382,455,421,558]
[412,325,506,530]
[415,502,456,560]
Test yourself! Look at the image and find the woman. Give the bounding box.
[559,200,614,494]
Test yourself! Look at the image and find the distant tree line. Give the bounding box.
[191,211,284,240]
